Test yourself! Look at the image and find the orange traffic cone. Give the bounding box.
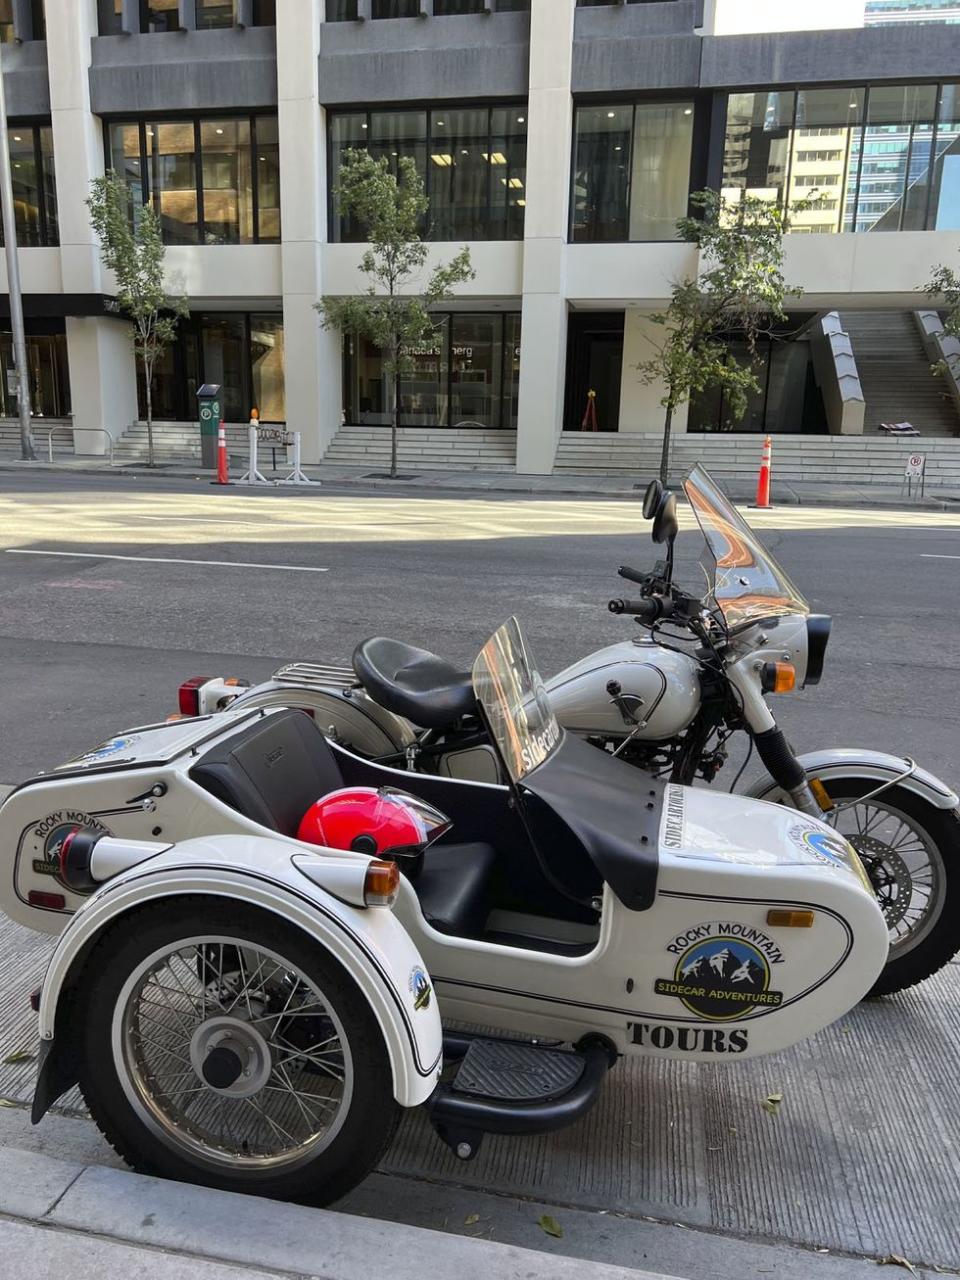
[216,420,229,485]
[750,435,772,509]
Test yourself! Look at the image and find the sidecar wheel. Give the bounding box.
[822,780,960,997]
[77,899,399,1205]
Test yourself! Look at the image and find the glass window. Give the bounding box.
[250,315,285,421]
[146,0,181,32]
[330,113,368,242]
[9,128,42,247]
[450,315,501,428]
[503,313,521,429]
[488,107,527,240]
[572,104,631,242]
[629,101,694,240]
[325,0,358,18]
[98,0,123,34]
[197,0,235,28]
[372,0,420,16]
[722,91,796,208]
[399,319,449,426]
[930,83,960,229]
[109,122,145,223]
[200,314,248,421]
[148,121,198,243]
[39,126,57,245]
[254,116,280,242]
[430,107,490,240]
[31,0,44,39]
[252,0,276,21]
[0,0,13,42]
[200,118,253,244]
[496,0,530,9]
[370,109,427,185]
[0,329,69,418]
[435,0,486,13]
[854,84,937,232]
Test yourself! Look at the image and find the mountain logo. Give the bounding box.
[655,936,783,1021]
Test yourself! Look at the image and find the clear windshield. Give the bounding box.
[682,464,809,628]
[472,618,562,783]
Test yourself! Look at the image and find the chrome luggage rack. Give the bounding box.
[272,661,358,693]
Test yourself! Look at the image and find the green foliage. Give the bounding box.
[923,261,960,379]
[317,151,474,474]
[87,171,188,465]
[636,190,803,480]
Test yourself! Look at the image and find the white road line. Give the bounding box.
[5,550,329,573]
[920,554,960,560]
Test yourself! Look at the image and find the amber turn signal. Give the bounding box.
[767,909,815,928]
[761,661,796,694]
[363,859,400,908]
[809,777,834,812]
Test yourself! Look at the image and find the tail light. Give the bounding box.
[178,676,211,716]
[58,827,99,894]
[363,859,401,908]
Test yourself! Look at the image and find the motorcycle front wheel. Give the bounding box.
[821,779,960,997]
[77,899,400,1204]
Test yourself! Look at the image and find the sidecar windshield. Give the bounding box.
[683,464,809,628]
[472,618,562,783]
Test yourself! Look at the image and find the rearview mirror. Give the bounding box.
[652,491,678,546]
[641,479,663,521]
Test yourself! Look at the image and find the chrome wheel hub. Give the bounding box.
[189,1015,273,1099]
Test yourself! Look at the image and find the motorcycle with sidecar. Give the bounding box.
[1,618,888,1204]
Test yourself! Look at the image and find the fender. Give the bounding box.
[33,834,442,1121]
[746,748,959,811]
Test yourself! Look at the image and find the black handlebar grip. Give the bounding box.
[609,598,660,621]
[618,565,647,586]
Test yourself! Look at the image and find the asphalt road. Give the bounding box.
[0,469,957,786]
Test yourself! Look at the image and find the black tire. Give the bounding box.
[76,897,400,1205]
[821,779,960,998]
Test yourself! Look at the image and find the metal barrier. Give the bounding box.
[238,425,318,487]
[41,425,115,466]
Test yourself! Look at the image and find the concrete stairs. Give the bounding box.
[0,419,73,459]
[112,421,255,466]
[839,310,959,437]
[322,424,518,472]
[552,431,960,488]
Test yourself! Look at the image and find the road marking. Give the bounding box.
[920,554,960,560]
[5,550,329,573]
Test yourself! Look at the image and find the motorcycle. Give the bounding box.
[2,617,888,1205]
[178,465,960,999]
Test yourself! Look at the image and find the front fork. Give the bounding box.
[725,663,826,819]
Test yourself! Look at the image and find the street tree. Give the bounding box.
[317,150,474,478]
[87,171,188,468]
[636,190,802,483]
[923,258,960,381]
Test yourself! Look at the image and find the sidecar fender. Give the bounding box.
[33,834,443,1120]
[746,748,959,810]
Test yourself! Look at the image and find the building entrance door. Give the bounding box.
[565,312,624,432]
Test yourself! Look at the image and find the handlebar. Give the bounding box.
[618,565,648,587]
[608,597,663,622]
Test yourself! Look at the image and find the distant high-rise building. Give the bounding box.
[865,0,960,24]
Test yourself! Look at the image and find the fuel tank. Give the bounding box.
[545,638,701,740]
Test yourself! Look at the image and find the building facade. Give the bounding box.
[2,0,960,472]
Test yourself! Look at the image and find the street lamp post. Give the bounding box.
[0,54,35,461]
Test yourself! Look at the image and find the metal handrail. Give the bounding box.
[41,424,115,466]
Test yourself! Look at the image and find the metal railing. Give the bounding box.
[41,425,115,466]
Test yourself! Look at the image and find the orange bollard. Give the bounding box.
[216,420,229,485]
[750,434,772,509]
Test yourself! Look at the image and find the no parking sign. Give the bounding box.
[905,453,925,479]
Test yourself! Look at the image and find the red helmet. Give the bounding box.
[297,787,451,870]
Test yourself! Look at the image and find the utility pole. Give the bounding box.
[0,53,35,460]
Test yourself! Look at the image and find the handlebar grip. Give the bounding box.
[618,565,648,586]
[609,597,660,621]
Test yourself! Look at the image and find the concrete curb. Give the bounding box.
[0,1147,679,1280]
[0,456,955,509]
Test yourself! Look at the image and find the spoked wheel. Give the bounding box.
[78,899,399,1204]
[823,780,960,996]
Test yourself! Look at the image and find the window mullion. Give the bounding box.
[194,117,204,244]
[250,114,260,243]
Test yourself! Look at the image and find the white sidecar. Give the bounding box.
[0,619,888,1204]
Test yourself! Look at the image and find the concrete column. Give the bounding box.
[277,0,341,461]
[47,0,140,450]
[515,0,575,475]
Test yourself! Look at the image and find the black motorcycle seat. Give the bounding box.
[191,709,496,937]
[353,636,476,729]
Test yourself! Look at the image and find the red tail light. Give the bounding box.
[28,890,65,910]
[178,676,211,716]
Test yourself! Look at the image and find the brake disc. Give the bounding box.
[849,833,912,930]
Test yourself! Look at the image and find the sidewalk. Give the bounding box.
[1,454,957,509]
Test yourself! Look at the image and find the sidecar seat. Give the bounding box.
[190,709,496,938]
[353,637,476,729]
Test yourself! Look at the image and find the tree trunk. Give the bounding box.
[391,362,400,480]
[145,363,154,469]
[658,401,673,486]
